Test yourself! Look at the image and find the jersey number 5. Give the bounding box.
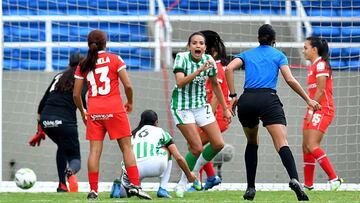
[87,66,110,96]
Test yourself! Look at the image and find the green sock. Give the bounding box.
[185,152,198,170]
[202,144,219,161]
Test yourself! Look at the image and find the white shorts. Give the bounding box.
[137,150,168,180]
[171,104,216,127]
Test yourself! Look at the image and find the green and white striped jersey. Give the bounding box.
[131,125,172,159]
[171,52,217,110]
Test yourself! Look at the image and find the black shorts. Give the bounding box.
[237,88,287,128]
[40,115,80,160]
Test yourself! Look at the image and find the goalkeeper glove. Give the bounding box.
[29,123,46,147]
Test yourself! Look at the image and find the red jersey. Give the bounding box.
[75,51,126,114]
[205,61,231,116]
[307,57,334,115]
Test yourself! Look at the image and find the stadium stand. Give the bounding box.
[2,0,359,71]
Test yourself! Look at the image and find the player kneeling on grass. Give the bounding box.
[110,110,199,198]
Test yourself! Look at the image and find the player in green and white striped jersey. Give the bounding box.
[171,32,232,197]
[111,110,198,199]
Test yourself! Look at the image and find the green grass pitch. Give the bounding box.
[1,191,359,203]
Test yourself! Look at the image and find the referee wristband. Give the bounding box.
[229,93,237,98]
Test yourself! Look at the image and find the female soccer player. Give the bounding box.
[225,24,320,201]
[73,30,151,200]
[197,30,231,190]
[171,31,232,197]
[110,110,198,199]
[31,52,85,192]
[302,36,343,191]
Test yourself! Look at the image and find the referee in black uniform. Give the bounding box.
[37,52,87,192]
[225,24,320,201]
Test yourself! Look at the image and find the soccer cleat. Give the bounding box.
[303,185,314,191]
[289,179,309,201]
[157,187,172,198]
[243,187,256,201]
[175,184,186,198]
[128,184,152,200]
[87,190,99,200]
[57,182,68,192]
[204,175,222,190]
[65,168,78,192]
[110,177,122,198]
[193,179,203,191]
[187,186,196,192]
[330,177,344,191]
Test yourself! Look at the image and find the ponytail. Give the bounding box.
[79,30,107,74]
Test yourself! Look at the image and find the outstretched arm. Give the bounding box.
[280,65,321,111]
[167,144,196,182]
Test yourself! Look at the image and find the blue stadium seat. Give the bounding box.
[3,59,20,71]
[18,48,46,60]
[124,57,152,70]
[338,9,360,17]
[341,27,360,42]
[3,22,45,42]
[301,0,340,8]
[342,48,360,57]
[311,27,341,42]
[329,48,343,59]
[330,60,347,70]
[305,9,338,17]
[224,0,283,15]
[52,59,69,71]
[347,60,360,70]
[180,0,217,10]
[20,60,46,71]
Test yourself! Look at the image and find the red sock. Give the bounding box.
[126,165,140,186]
[202,161,215,178]
[303,152,316,187]
[88,171,99,193]
[312,147,337,180]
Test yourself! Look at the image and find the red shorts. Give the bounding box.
[86,112,131,140]
[303,111,334,133]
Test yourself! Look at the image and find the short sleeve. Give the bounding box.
[74,65,84,79]
[207,55,218,77]
[161,129,173,146]
[117,55,126,72]
[278,52,289,67]
[315,61,330,77]
[173,53,185,73]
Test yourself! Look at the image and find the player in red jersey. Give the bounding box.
[197,30,231,190]
[302,36,343,191]
[73,30,151,200]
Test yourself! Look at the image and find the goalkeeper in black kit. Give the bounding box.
[29,52,87,192]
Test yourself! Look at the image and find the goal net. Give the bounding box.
[1,0,359,192]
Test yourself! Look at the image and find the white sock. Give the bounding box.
[178,172,188,186]
[159,160,172,189]
[192,153,208,172]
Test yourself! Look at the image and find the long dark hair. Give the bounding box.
[200,30,229,66]
[55,52,84,92]
[306,36,332,73]
[132,110,158,135]
[258,24,276,46]
[79,29,107,74]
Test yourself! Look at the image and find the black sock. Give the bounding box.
[56,150,67,184]
[278,146,299,180]
[244,144,258,188]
